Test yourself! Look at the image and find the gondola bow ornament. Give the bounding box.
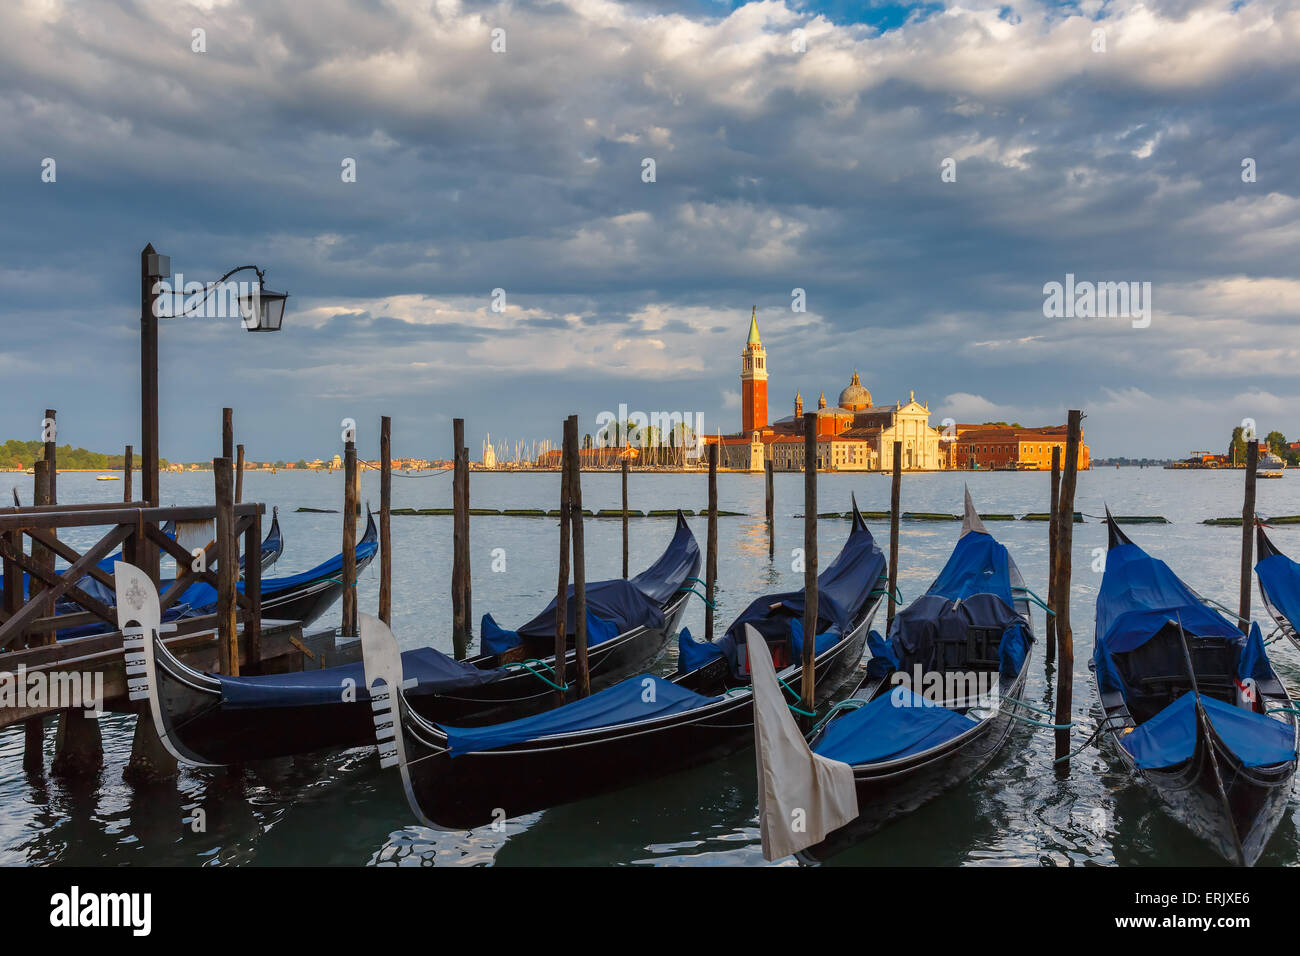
[748,627,857,861]
[114,560,217,767]
[360,612,440,829]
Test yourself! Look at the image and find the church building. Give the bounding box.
[706,310,945,472]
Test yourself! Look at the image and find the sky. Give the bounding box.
[1,0,1297,462]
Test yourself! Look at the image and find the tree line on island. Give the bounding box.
[1229,426,1295,465]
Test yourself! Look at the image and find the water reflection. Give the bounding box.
[4,468,1300,866]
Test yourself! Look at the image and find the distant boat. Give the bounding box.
[1260,471,1284,479]
[96,474,120,481]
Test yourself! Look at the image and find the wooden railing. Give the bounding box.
[0,501,264,674]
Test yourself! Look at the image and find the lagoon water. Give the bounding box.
[3,466,1299,866]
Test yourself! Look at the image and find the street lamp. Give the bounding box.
[138,243,290,547]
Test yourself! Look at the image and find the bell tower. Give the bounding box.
[740,306,768,434]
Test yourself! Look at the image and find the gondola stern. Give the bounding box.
[1256,518,1279,562]
[1105,506,1134,549]
[960,486,989,538]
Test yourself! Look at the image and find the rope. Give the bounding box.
[807,698,867,736]
[503,658,568,691]
[777,675,815,717]
[1052,717,1118,764]
[1011,586,1056,616]
[677,585,716,609]
[998,694,1056,717]
[870,586,904,603]
[1265,706,1300,716]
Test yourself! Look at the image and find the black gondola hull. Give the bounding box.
[143,594,691,765]
[800,656,1032,862]
[1103,710,1296,867]
[397,592,883,829]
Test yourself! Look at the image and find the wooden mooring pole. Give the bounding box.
[222,407,233,461]
[801,413,819,721]
[705,444,718,641]
[123,445,133,503]
[887,440,902,632]
[451,418,471,659]
[1052,409,1082,770]
[213,456,239,675]
[23,460,51,772]
[235,443,245,504]
[552,420,573,706]
[1046,445,1060,666]
[341,438,358,638]
[765,457,774,559]
[43,409,57,503]
[1239,439,1259,635]
[621,458,629,579]
[379,415,393,626]
[567,416,590,698]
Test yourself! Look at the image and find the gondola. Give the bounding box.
[181,508,377,627]
[1254,521,1300,650]
[53,512,284,624]
[56,509,362,640]
[365,501,888,830]
[120,514,698,765]
[751,489,1037,862]
[1092,512,1297,866]
[244,506,284,574]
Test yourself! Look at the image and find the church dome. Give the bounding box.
[838,370,872,411]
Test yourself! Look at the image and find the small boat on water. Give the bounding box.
[120,515,698,765]
[1094,512,1297,866]
[365,501,888,830]
[749,489,1037,862]
[96,474,119,481]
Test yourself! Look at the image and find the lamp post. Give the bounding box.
[138,243,288,577]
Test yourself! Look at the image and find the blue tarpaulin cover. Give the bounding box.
[629,515,701,606]
[475,517,697,657]
[880,528,1031,679]
[711,518,886,677]
[1257,551,1300,634]
[217,646,504,710]
[813,686,978,766]
[179,534,378,612]
[514,579,665,641]
[480,609,621,656]
[789,617,840,660]
[440,674,720,756]
[1121,692,1296,769]
[927,531,1016,607]
[678,627,725,672]
[1093,542,1273,699]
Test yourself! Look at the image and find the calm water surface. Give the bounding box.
[2,467,1298,867]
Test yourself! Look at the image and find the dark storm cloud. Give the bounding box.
[0,0,1296,461]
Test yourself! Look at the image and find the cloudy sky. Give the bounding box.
[2,0,1297,461]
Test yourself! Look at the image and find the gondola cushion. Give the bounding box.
[812,687,978,766]
[440,674,721,756]
[1121,691,1296,769]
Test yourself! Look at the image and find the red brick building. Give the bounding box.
[946,424,1091,471]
